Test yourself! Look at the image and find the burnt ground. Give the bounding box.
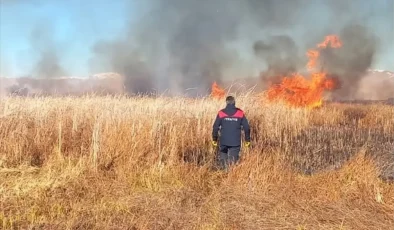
[255,125,394,181]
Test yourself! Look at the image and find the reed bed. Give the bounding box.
[0,95,393,229]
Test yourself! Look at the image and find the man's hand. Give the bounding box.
[212,141,218,147]
[244,141,251,147]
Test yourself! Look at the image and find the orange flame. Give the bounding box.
[267,35,342,109]
[211,81,226,99]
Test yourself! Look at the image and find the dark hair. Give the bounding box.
[226,96,235,104]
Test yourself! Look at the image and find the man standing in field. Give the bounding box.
[212,96,251,170]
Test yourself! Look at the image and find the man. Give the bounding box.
[212,96,251,170]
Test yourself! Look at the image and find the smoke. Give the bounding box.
[1,0,392,98]
[253,35,302,87]
[357,71,394,100]
[164,0,237,95]
[2,20,68,95]
[89,0,311,96]
[30,24,67,79]
[90,40,154,94]
[319,24,378,100]
[250,0,391,100]
[21,23,66,94]
[90,0,389,98]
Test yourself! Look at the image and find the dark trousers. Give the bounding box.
[218,145,241,170]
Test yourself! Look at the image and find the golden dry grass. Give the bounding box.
[0,95,393,230]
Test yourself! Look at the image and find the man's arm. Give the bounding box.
[212,114,222,142]
[241,115,251,142]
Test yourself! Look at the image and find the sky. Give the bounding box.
[0,0,393,78]
[0,0,137,77]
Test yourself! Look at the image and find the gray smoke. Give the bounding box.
[253,35,302,87]
[4,22,68,95]
[30,24,67,79]
[90,40,154,94]
[2,0,391,98]
[319,24,378,100]
[90,0,388,97]
[89,0,311,96]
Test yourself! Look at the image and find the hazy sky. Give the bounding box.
[0,0,393,78]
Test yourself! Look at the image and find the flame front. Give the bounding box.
[211,81,225,99]
[267,35,342,109]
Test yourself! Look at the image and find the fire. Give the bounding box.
[317,35,342,48]
[306,50,319,71]
[267,35,342,109]
[211,81,226,99]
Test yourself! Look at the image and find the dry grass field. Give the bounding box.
[0,95,393,229]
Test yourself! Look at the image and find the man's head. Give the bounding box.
[226,96,235,105]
